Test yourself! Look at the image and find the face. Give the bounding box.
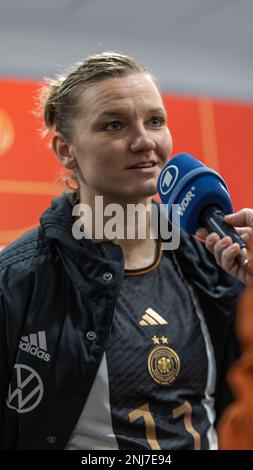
[58,73,173,203]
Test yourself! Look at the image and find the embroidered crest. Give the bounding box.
[148,346,180,385]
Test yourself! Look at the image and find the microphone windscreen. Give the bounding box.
[157,153,233,234]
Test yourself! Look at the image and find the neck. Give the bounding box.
[116,237,158,270]
[79,189,158,270]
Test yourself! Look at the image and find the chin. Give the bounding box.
[125,185,157,201]
[139,180,158,196]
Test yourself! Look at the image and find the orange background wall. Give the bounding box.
[1,78,253,247]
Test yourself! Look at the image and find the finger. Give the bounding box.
[239,231,251,243]
[204,233,222,253]
[225,209,253,228]
[234,227,252,238]
[195,228,210,240]
[220,243,241,272]
[212,236,233,264]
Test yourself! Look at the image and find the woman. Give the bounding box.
[0,52,242,450]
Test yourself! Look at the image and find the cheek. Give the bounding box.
[86,149,119,174]
[95,139,123,157]
[159,130,173,159]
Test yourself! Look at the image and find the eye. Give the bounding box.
[103,121,124,131]
[148,116,166,128]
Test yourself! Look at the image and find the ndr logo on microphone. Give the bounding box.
[159,165,179,195]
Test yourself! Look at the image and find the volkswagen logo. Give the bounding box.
[6,364,44,413]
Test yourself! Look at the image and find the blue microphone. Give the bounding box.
[157,153,248,267]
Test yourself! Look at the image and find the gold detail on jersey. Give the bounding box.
[152,336,160,345]
[148,346,180,385]
[160,336,168,344]
[172,401,201,450]
[151,336,168,345]
[128,403,161,450]
[139,308,168,326]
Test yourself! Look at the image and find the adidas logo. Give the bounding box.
[19,331,51,362]
[139,308,168,326]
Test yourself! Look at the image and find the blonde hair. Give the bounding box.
[40,51,151,139]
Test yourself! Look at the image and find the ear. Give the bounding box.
[52,133,77,169]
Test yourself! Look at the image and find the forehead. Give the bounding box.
[79,73,164,116]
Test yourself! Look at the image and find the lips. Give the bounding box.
[127,160,158,169]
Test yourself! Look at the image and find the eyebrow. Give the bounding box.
[96,107,167,119]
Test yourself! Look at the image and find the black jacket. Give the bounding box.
[0,193,243,449]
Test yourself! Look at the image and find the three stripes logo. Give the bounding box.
[139,308,168,326]
[19,331,51,362]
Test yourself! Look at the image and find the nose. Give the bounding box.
[130,127,156,153]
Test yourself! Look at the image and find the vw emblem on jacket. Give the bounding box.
[6,364,44,413]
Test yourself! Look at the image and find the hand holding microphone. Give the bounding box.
[196,209,253,285]
[157,153,252,284]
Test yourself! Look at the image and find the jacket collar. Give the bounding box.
[40,192,243,310]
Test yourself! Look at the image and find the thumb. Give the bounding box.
[225,209,253,228]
